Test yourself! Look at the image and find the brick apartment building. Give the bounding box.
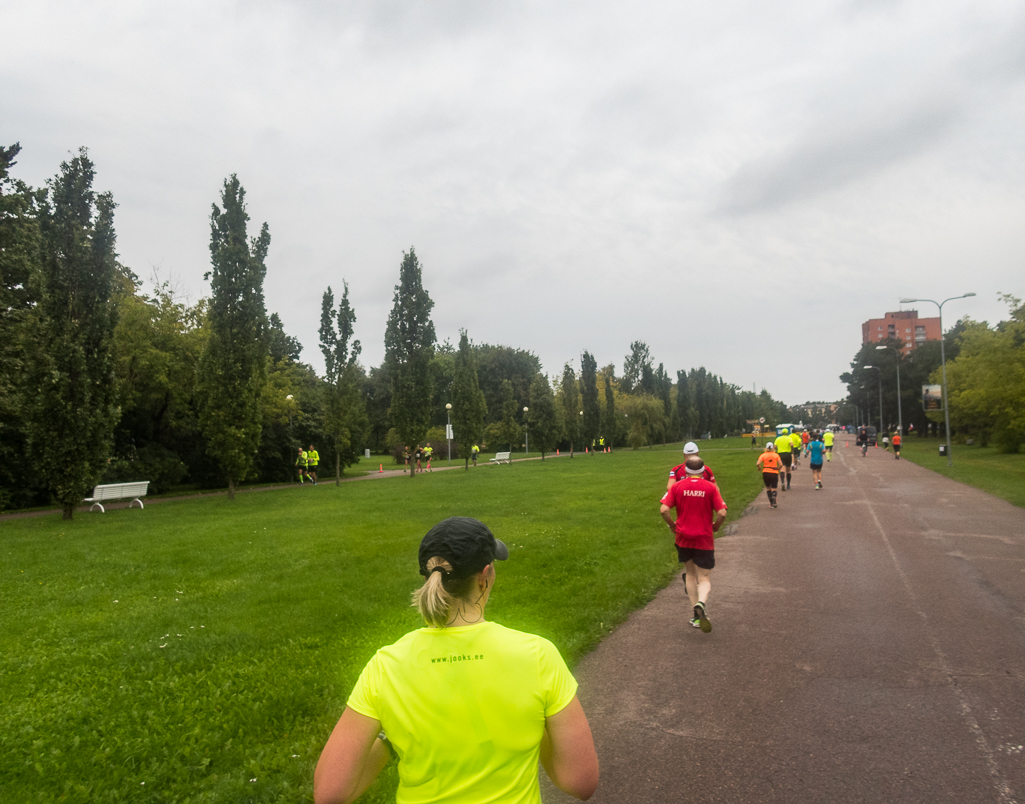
[861,310,941,353]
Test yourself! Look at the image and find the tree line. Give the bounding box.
[0,145,789,516]
[839,295,1024,452]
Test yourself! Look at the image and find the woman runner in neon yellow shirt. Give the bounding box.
[314,517,599,804]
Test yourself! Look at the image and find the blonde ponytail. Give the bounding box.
[412,556,475,627]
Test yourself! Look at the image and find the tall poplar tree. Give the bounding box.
[580,350,600,452]
[320,281,368,483]
[451,330,487,469]
[384,247,436,480]
[560,362,579,456]
[197,175,269,500]
[603,373,616,447]
[25,149,120,519]
[0,144,41,511]
[527,372,558,459]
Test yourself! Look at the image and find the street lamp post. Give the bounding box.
[875,344,903,436]
[445,403,452,465]
[523,407,529,457]
[579,410,583,454]
[899,293,975,466]
[862,366,882,437]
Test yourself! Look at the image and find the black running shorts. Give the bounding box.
[780,453,793,468]
[676,546,715,569]
[810,463,823,471]
[762,472,778,489]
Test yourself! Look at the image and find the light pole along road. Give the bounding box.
[899,293,975,466]
[862,364,882,438]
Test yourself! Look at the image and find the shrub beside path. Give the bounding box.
[542,443,1025,803]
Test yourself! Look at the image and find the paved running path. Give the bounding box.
[542,444,1025,803]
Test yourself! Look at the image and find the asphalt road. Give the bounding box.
[542,442,1025,803]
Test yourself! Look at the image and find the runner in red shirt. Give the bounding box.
[660,456,727,633]
[667,441,716,492]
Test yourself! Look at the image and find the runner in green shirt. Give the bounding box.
[307,444,320,485]
[295,448,308,484]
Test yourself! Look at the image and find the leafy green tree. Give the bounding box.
[676,370,694,438]
[320,282,368,482]
[580,351,600,451]
[654,363,672,444]
[476,344,541,424]
[943,296,1025,452]
[196,175,269,500]
[527,372,558,459]
[384,247,436,479]
[451,330,487,468]
[622,340,653,395]
[620,393,666,448]
[267,312,303,363]
[0,143,43,511]
[602,372,616,447]
[559,362,580,456]
[109,279,206,492]
[495,379,521,451]
[24,149,120,519]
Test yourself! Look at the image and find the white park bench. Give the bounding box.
[489,451,511,465]
[84,481,150,513]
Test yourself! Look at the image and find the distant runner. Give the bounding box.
[756,442,781,508]
[790,429,803,469]
[774,429,794,491]
[660,456,727,633]
[823,429,834,461]
[295,447,309,484]
[471,444,480,467]
[808,432,825,489]
[801,429,811,459]
[667,441,716,491]
[307,444,319,485]
[892,431,902,460]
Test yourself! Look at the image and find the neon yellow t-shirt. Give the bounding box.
[823,432,834,446]
[307,449,319,465]
[774,434,792,453]
[790,433,801,451]
[347,621,578,804]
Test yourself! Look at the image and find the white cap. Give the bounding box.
[683,442,699,455]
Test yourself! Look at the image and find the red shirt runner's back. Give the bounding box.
[661,477,726,552]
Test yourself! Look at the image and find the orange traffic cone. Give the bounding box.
[379,464,384,473]
[557,449,560,456]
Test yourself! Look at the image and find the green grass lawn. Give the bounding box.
[895,435,1025,509]
[0,441,762,804]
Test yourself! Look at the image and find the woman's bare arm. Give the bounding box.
[540,695,599,800]
[314,707,390,804]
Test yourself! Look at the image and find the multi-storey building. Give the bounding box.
[861,310,940,353]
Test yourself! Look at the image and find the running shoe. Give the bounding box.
[694,602,711,633]
[770,501,778,508]
[689,617,702,629]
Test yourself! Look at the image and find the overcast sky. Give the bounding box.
[4,0,1023,405]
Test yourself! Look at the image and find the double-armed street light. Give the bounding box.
[899,293,975,466]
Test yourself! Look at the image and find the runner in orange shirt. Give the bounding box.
[756,442,782,508]
[892,431,902,460]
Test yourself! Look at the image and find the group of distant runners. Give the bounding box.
[658,428,842,634]
[294,445,320,484]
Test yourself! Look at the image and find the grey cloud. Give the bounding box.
[715,98,960,216]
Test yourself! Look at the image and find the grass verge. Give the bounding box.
[894,436,1025,509]
[0,441,760,803]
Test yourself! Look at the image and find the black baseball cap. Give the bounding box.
[418,517,509,579]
